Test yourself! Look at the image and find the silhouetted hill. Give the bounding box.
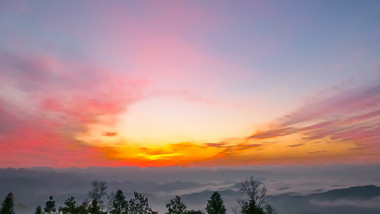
[311,185,380,200]
[269,185,380,214]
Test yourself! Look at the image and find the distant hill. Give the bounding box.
[269,185,380,214]
[311,185,380,200]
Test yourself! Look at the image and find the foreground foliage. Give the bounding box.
[238,177,276,214]
[0,193,15,214]
[206,192,227,214]
[0,177,275,214]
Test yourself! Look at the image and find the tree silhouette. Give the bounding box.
[239,200,265,214]
[238,177,276,214]
[206,192,226,214]
[186,210,203,214]
[87,180,108,214]
[1,192,15,214]
[59,196,77,214]
[128,192,154,214]
[89,199,106,214]
[110,190,128,214]
[77,202,90,214]
[166,196,187,214]
[264,204,276,214]
[44,195,56,214]
[89,180,108,210]
[0,178,278,214]
[34,206,43,214]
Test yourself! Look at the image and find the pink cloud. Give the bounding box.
[279,83,380,126]
[248,82,380,159]
[0,51,150,167]
[0,46,223,167]
[249,128,294,139]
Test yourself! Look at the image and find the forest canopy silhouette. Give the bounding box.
[0,177,275,214]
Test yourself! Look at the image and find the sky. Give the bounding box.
[0,0,379,168]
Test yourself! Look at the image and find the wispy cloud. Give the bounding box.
[245,82,380,163]
[0,51,149,167]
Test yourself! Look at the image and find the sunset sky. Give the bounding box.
[0,0,379,168]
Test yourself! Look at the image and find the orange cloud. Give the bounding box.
[82,83,380,167]
[103,132,117,137]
